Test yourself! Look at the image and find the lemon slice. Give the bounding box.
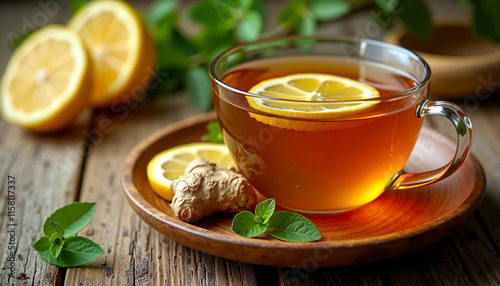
[147,143,234,201]
[0,25,91,132]
[68,0,157,108]
[247,73,380,131]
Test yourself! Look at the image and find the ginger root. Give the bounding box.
[170,158,257,223]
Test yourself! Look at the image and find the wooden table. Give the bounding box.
[1,1,499,285]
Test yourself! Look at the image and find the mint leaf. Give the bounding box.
[147,0,178,26]
[231,211,268,238]
[232,199,322,242]
[9,27,41,50]
[311,0,351,21]
[267,212,322,242]
[189,1,232,25]
[49,236,64,258]
[36,236,104,268]
[47,202,96,238]
[69,0,90,14]
[397,0,431,39]
[34,236,51,252]
[255,198,275,224]
[185,67,213,111]
[34,202,103,268]
[472,0,500,42]
[44,220,64,240]
[237,10,263,43]
[278,7,301,30]
[298,11,316,36]
[375,0,398,12]
[202,121,224,144]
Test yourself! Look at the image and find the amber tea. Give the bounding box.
[210,37,472,213]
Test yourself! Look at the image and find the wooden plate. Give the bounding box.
[122,112,485,267]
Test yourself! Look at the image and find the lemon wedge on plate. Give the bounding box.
[247,73,380,131]
[68,0,156,108]
[0,25,91,132]
[147,143,234,201]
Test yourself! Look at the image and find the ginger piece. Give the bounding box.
[170,158,257,223]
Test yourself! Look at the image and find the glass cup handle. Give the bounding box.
[386,99,473,190]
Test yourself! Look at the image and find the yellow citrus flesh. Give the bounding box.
[247,73,380,130]
[68,0,157,108]
[0,25,91,132]
[147,143,234,201]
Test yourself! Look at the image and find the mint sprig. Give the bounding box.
[232,199,322,242]
[34,202,104,267]
[201,121,224,144]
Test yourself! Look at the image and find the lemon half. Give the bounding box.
[147,143,234,201]
[0,25,91,132]
[68,0,157,108]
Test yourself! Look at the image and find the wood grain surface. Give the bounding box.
[122,112,485,267]
[1,0,500,285]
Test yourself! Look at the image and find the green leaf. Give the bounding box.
[472,0,500,42]
[189,1,233,25]
[147,0,178,26]
[278,7,301,30]
[397,0,431,39]
[158,44,190,68]
[311,0,351,21]
[147,11,177,44]
[254,198,275,224]
[147,65,189,96]
[237,10,263,43]
[46,202,97,238]
[193,24,235,60]
[36,236,104,268]
[69,0,90,14]
[49,236,64,258]
[228,0,254,10]
[288,0,307,8]
[458,0,469,9]
[251,0,267,24]
[298,11,316,36]
[34,236,51,252]
[374,0,398,12]
[232,211,268,237]
[43,220,64,240]
[267,212,322,242]
[185,67,213,111]
[9,27,40,50]
[202,121,224,144]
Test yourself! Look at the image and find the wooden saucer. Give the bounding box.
[122,112,485,267]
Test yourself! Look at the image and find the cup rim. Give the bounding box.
[209,35,431,102]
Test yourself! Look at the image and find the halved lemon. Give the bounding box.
[0,25,91,132]
[147,143,234,201]
[247,73,380,130]
[68,0,157,108]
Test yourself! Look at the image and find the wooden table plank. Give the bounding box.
[1,0,500,285]
[468,99,500,254]
[0,3,87,285]
[64,93,260,285]
[0,113,91,285]
[426,95,500,251]
[280,263,384,286]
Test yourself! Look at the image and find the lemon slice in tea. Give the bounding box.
[247,73,380,130]
[147,143,234,201]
